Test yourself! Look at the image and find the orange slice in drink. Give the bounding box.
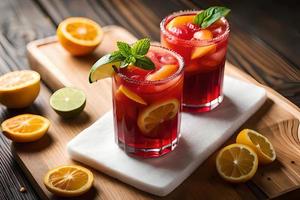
[137,99,179,136]
[57,17,103,56]
[236,129,276,164]
[146,64,178,81]
[116,85,147,105]
[44,165,94,197]
[191,30,216,60]
[1,114,50,142]
[166,15,195,30]
[216,144,258,183]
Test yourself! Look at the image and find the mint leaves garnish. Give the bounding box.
[194,6,230,28]
[110,38,154,70]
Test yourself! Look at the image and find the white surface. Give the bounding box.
[67,76,266,196]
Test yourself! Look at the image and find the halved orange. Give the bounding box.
[57,17,103,56]
[0,70,40,108]
[236,129,276,164]
[216,144,258,183]
[1,114,50,142]
[44,165,94,197]
[137,99,179,136]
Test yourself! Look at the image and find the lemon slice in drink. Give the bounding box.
[236,129,276,164]
[44,165,94,197]
[216,143,258,183]
[89,54,121,83]
[50,87,86,118]
[137,99,179,136]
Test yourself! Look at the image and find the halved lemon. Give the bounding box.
[236,129,276,164]
[57,17,103,56]
[137,99,179,135]
[0,70,40,108]
[89,54,121,83]
[116,85,147,105]
[216,144,258,183]
[146,64,178,81]
[44,165,94,197]
[1,114,50,142]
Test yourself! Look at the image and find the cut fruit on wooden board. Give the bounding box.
[11,25,300,199]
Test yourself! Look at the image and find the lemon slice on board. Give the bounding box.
[137,99,179,136]
[236,129,276,164]
[1,114,50,142]
[44,165,94,197]
[216,143,258,183]
[0,70,40,108]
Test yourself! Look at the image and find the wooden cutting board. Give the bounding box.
[13,25,300,199]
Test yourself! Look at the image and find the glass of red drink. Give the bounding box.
[160,10,230,112]
[112,45,184,158]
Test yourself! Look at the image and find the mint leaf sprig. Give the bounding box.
[110,38,155,70]
[194,6,230,29]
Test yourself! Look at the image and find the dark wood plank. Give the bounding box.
[0,0,55,199]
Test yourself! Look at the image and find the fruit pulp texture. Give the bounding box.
[161,13,229,111]
[113,49,183,157]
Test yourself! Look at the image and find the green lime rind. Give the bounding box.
[50,87,86,118]
[89,53,121,83]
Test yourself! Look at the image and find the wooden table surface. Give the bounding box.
[0,0,299,199]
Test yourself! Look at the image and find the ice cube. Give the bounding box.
[159,54,177,65]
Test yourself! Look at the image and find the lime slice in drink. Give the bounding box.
[89,54,121,83]
[50,87,86,118]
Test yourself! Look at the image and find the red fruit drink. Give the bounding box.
[160,10,230,112]
[113,45,184,158]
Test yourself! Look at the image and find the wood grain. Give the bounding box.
[0,0,55,199]
[21,26,300,199]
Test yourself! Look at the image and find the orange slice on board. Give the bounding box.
[1,114,50,142]
[57,17,103,56]
[44,165,94,197]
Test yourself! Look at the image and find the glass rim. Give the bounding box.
[116,45,185,86]
[160,10,230,46]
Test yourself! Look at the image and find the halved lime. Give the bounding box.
[89,54,121,83]
[50,87,86,118]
